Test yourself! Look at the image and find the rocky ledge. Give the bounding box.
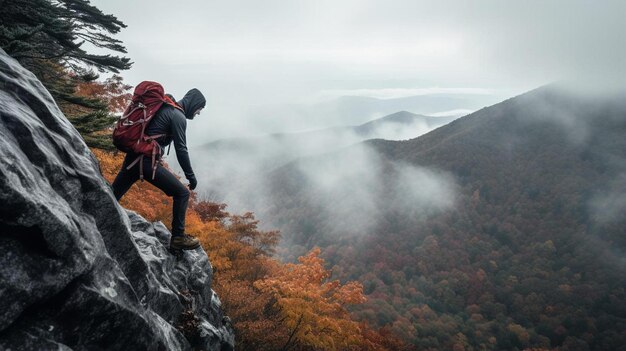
[0,49,234,350]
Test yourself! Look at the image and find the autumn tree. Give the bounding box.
[71,74,132,149]
[254,248,368,350]
[75,74,132,114]
[194,200,229,223]
[228,212,281,257]
[188,209,290,350]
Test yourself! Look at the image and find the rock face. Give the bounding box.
[0,49,234,350]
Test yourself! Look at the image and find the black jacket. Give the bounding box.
[145,89,206,179]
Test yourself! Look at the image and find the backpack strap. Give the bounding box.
[152,145,159,180]
[121,102,145,119]
[125,154,150,182]
[164,95,184,111]
[138,106,148,145]
[126,155,142,170]
[125,155,149,181]
[125,133,168,181]
[144,134,167,142]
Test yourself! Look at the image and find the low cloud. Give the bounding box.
[316,87,495,101]
[362,119,434,141]
[393,162,456,211]
[589,173,626,225]
[430,109,474,117]
[289,144,457,238]
[589,191,626,225]
[173,115,458,241]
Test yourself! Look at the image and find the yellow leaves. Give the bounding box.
[194,221,238,273]
[337,281,368,305]
[255,247,367,350]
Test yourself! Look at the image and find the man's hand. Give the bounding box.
[187,174,198,190]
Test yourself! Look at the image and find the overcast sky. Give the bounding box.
[91,0,626,142]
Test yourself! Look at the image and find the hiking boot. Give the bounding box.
[171,234,201,250]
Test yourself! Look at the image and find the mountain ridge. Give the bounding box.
[262,83,626,349]
[198,110,457,149]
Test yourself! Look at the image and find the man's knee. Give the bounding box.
[174,185,190,200]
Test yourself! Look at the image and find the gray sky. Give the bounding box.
[91,0,626,143]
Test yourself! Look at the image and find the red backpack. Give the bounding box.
[112,81,182,180]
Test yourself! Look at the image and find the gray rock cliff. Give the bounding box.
[0,49,234,350]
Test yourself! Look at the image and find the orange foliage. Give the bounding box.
[93,148,410,350]
[186,209,290,349]
[255,248,368,350]
[194,200,228,222]
[75,74,132,113]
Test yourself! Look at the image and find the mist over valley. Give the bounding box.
[184,83,626,348]
[183,108,461,214]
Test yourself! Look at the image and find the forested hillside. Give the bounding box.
[266,85,626,350]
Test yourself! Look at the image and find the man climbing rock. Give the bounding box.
[112,88,206,251]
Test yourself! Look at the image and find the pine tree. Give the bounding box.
[0,0,132,149]
[0,0,131,73]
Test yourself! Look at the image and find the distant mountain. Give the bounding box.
[264,85,626,349]
[353,111,457,137]
[331,93,494,115]
[189,111,458,204]
[200,110,457,152]
[304,93,506,128]
[248,93,504,134]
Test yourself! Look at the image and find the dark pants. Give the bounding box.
[112,153,189,237]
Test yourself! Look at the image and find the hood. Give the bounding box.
[178,88,206,119]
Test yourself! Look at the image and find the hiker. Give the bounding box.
[112,87,206,251]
